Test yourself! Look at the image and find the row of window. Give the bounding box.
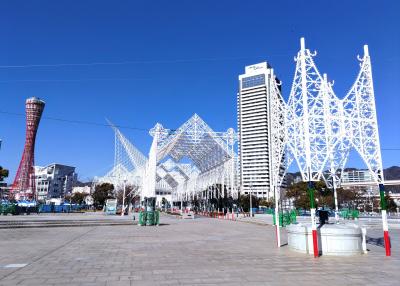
[156,191,171,195]
[241,74,266,89]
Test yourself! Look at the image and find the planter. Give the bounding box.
[287,223,366,256]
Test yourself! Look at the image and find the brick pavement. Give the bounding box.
[0,214,399,285]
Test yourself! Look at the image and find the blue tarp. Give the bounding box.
[38,204,83,213]
[17,200,37,207]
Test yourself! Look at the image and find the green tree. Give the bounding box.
[93,183,114,207]
[64,194,71,203]
[238,194,259,212]
[0,166,9,182]
[190,196,201,211]
[259,198,274,208]
[336,187,360,209]
[71,192,86,204]
[285,181,335,210]
[385,194,398,212]
[116,185,135,206]
[161,197,168,207]
[204,184,234,212]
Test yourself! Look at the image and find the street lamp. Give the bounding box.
[121,179,127,217]
[248,176,259,217]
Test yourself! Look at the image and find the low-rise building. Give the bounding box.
[72,186,91,195]
[34,163,76,202]
[341,169,378,194]
[342,169,374,183]
[0,183,10,200]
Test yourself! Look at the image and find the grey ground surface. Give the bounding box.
[0,214,399,286]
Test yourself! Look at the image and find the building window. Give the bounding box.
[242,74,265,89]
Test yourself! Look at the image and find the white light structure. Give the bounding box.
[93,121,147,199]
[94,114,239,210]
[278,38,389,257]
[93,38,389,257]
[267,69,287,248]
[144,114,238,203]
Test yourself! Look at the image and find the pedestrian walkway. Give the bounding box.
[0,214,398,285]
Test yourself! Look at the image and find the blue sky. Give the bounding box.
[0,0,399,182]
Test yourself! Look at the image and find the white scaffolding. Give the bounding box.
[93,37,388,255]
[94,114,239,204]
[144,114,239,201]
[282,38,384,194]
[277,38,388,255]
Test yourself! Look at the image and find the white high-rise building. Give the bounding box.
[237,62,280,199]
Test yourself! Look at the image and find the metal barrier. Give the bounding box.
[273,210,297,227]
[340,209,359,220]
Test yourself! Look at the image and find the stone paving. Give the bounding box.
[0,214,399,285]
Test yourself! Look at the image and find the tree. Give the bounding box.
[71,192,86,204]
[92,183,114,207]
[115,185,137,207]
[259,198,274,208]
[385,194,398,212]
[161,197,168,207]
[0,166,9,182]
[64,194,71,203]
[0,166,9,201]
[336,187,361,209]
[238,194,259,212]
[203,184,234,212]
[285,181,335,210]
[190,196,201,211]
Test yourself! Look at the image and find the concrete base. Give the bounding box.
[287,223,366,256]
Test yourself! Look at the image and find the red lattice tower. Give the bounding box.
[12,97,45,200]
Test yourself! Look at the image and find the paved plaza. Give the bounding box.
[0,214,399,286]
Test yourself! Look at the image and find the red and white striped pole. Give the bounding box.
[379,183,391,256]
[308,182,319,258]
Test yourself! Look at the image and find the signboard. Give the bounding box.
[105,199,117,215]
[245,62,267,74]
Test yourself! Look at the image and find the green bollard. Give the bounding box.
[146,211,155,226]
[155,210,160,225]
[289,210,296,224]
[139,211,146,226]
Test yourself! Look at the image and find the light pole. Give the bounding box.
[121,179,127,217]
[249,188,253,217]
[332,177,339,223]
[249,177,257,217]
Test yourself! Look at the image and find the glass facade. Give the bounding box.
[242,74,265,89]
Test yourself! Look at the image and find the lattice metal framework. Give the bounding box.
[144,114,238,200]
[283,38,384,187]
[12,97,45,200]
[270,38,387,254]
[95,114,239,202]
[93,121,147,197]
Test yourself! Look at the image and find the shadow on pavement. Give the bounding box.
[366,236,385,247]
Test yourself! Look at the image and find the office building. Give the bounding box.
[237,62,282,199]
